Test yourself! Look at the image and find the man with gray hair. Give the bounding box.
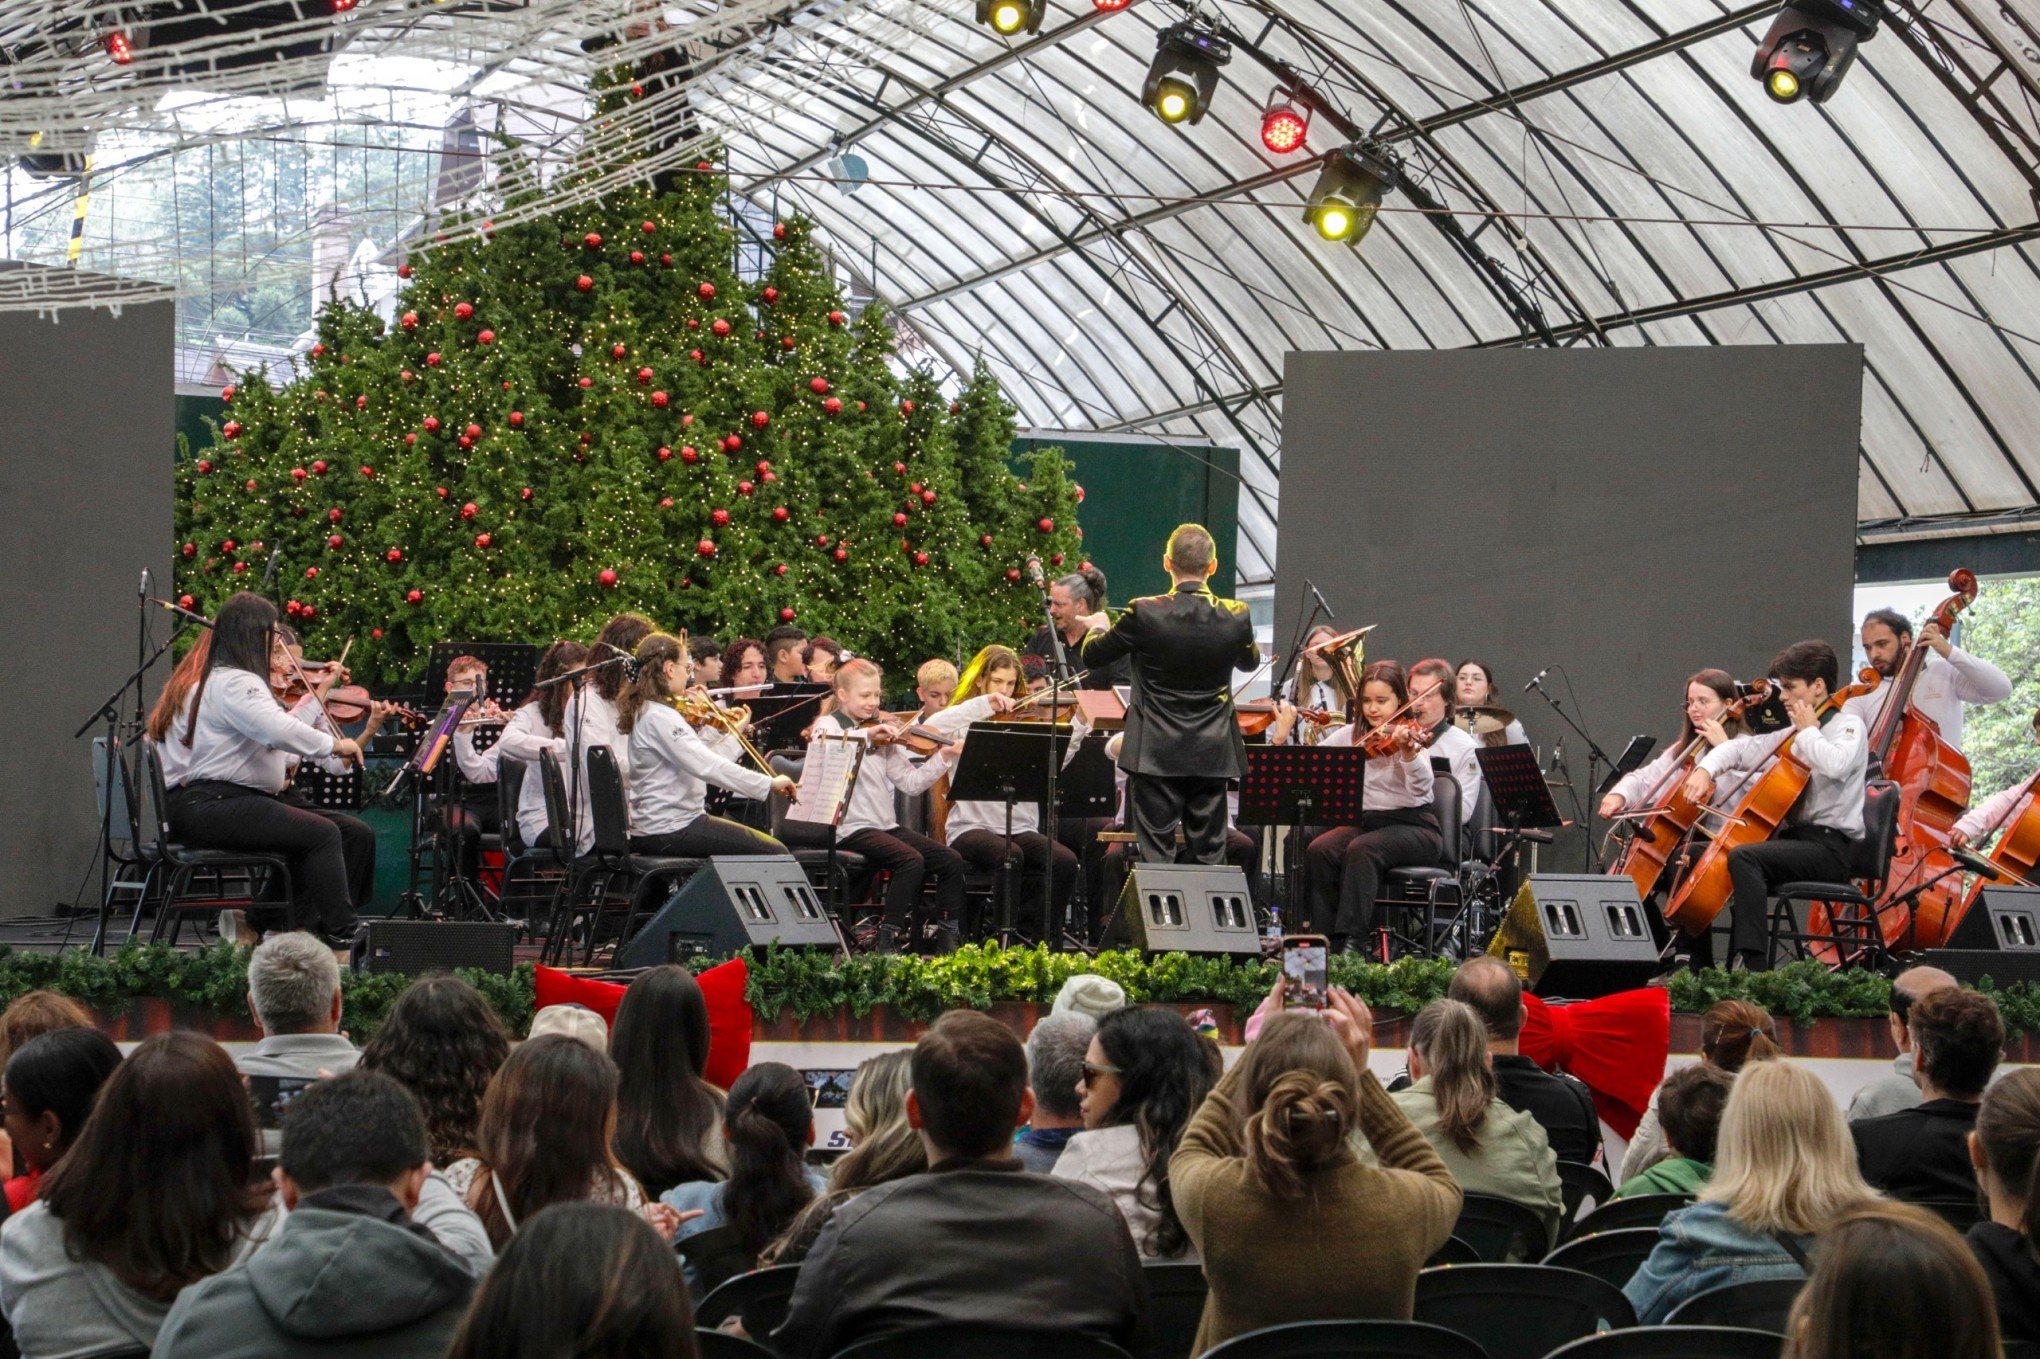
[237,931,360,1082]
[1026,572,1128,691]
[1016,1011,1097,1173]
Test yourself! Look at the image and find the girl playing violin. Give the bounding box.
[614,632,796,858]
[561,614,656,855]
[1275,660,1444,953]
[438,653,514,890]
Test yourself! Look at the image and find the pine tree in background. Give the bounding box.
[175,161,1084,685]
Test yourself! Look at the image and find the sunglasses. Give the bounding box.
[1079,1061,1121,1084]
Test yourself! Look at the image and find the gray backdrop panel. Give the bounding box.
[1275,346,1861,864]
[0,270,175,919]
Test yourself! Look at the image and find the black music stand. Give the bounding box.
[748,683,834,751]
[1461,744,1571,951]
[1241,745,1369,932]
[292,766,365,812]
[1058,733,1118,819]
[424,642,539,708]
[951,725,1059,945]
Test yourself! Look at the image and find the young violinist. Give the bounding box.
[1283,625,1348,718]
[804,638,844,684]
[434,654,514,887]
[688,637,724,687]
[145,630,212,792]
[940,645,1077,938]
[1409,658,1483,827]
[165,592,366,948]
[813,657,1008,952]
[1280,660,1443,952]
[914,659,958,722]
[1951,708,2040,852]
[561,613,656,855]
[1452,661,1529,746]
[614,632,796,856]
[271,624,394,934]
[1679,640,1869,972]
[1598,670,1752,822]
[486,640,588,850]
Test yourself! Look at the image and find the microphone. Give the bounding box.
[1025,556,1046,589]
[148,597,214,629]
[1522,666,1550,694]
[262,548,282,588]
[1306,578,1336,621]
[1953,847,2007,882]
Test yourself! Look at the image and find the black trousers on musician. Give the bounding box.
[169,782,358,936]
[278,790,377,918]
[1722,824,1852,968]
[631,815,787,859]
[1128,773,1231,866]
[442,790,501,883]
[1304,810,1444,943]
[952,829,1078,938]
[841,826,966,934]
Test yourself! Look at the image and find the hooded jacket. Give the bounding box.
[153,1185,474,1359]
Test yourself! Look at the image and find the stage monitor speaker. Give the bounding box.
[1487,874,1660,998]
[1118,865,1260,957]
[1918,949,2040,986]
[617,856,837,968]
[1939,885,2040,952]
[358,920,517,975]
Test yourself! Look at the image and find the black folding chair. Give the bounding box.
[1767,779,1901,970]
[677,1224,755,1298]
[697,1264,802,1336]
[1564,1194,1693,1244]
[1144,1261,1211,1359]
[697,1330,776,1359]
[1379,777,1463,960]
[1558,1161,1616,1226]
[829,1324,1135,1359]
[1666,1279,1804,1332]
[1426,1236,1482,1267]
[1541,1228,1664,1292]
[1454,1193,1552,1262]
[1415,1265,1635,1359]
[1202,1320,1490,1359]
[140,745,294,945]
[1540,1327,1782,1359]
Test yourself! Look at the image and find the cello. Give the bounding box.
[1959,770,2040,917]
[1662,669,1882,943]
[1868,568,1980,950]
[1613,680,1772,904]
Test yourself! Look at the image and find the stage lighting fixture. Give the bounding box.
[1260,94,1308,154]
[1141,23,1229,126]
[1093,0,1133,10]
[1302,149,1391,245]
[976,0,1042,37]
[102,28,134,63]
[1752,0,1881,105]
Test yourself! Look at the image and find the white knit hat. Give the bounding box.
[527,1003,609,1050]
[1052,974,1127,1019]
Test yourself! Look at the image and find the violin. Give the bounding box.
[324,686,430,728]
[858,712,958,758]
[1235,700,1341,738]
[666,693,775,774]
[1360,719,1433,759]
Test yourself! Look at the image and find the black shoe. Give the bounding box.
[873,923,902,954]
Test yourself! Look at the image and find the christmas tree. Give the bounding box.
[174,153,1084,685]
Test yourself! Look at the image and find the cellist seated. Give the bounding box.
[1679,640,1869,972]
[1950,707,2040,852]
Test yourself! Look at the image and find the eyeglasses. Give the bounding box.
[1079,1061,1121,1084]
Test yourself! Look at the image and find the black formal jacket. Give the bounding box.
[769,1158,1149,1359]
[1079,580,1259,780]
[1852,1097,1982,1203]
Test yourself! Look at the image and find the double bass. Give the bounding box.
[1613,680,1772,903]
[1878,568,1982,948]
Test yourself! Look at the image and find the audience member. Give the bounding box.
[666,1063,823,1289]
[1172,985,1460,1355]
[0,992,91,1068]
[1616,1064,1732,1199]
[1393,998,1562,1246]
[1053,1005,1213,1260]
[1625,1059,1877,1323]
[1053,973,1126,1019]
[1853,986,2003,1202]
[1849,965,1960,1120]
[1,1028,120,1212]
[1784,1201,2000,1359]
[444,1035,676,1249]
[1448,957,1600,1165]
[443,1203,699,1359]
[612,965,728,1199]
[1017,1012,1095,1173]
[769,1011,1147,1359]
[154,1072,478,1359]
[1966,1067,2040,1342]
[0,1032,281,1359]
[525,1002,608,1050]
[357,974,511,1166]
[763,1051,924,1268]
[236,932,359,1081]
[1620,999,1778,1183]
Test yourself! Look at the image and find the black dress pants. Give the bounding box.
[952,829,1078,938]
[630,815,787,859]
[278,790,377,917]
[1723,824,1852,968]
[1128,772,1231,866]
[169,782,357,935]
[1304,811,1444,941]
[442,790,501,883]
[840,826,966,932]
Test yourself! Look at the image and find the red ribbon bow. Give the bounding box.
[1519,988,1670,1140]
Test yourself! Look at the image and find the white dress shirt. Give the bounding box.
[1316,724,1436,812]
[451,728,501,784]
[1843,647,2011,753]
[151,690,198,789]
[489,703,565,847]
[1428,722,1483,825]
[1611,741,1753,815]
[1699,713,1868,837]
[816,704,976,838]
[561,688,626,854]
[181,670,336,793]
[928,698,1037,843]
[626,702,776,837]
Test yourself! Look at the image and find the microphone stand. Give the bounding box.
[1033,569,1069,947]
[1525,674,1613,873]
[1270,578,1325,704]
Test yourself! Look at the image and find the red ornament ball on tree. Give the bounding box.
[751,410,770,429]
[304,567,319,580]
[180,594,195,609]
[454,302,474,320]
[222,420,242,439]
[436,486,449,499]
[478,328,496,346]
[660,253,673,266]
[779,607,797,622]
[475,533,492,549]
[355,394,368,409]
[232,561,247,573]
[400,310,418,329]
[327,507,342,522]
[680,446,699,463]
[723,434,743,453]
[327,534,344,549]
[901,400,915,415]
[711,318,731,337]
[182,542,197,558]
[292,467,307,481]
[822,396,843,415]
[810,378,831,394]
[656,446,672,462]
[310,342,325,357]
[774,222,788,240]
[914,551,930,567]
[738,480,755,496]
[817,535,831,547]
[762,287,779,304]
[196,459,213,475]
[980,534,994,547]
[659,497,674,509]
[598,568,618,587]
[575,274,593,292]
[423,416,441,432]
[612,343,628,359]
[642,220,656,234]
[1007,568,1023,582]
[762,470,778,483]
[651,390,669,408]
[828,310,847,326]
[406,587,424,604]
[425,351,442,367]
[221,385,235,402]
[404,433,418,446]
[690,349,706,365]
[1038,518,1055,532]
[578,377,594,389]
[520,487,532,502]
[1051,553,1066,566]
[312,460,329,475]
[360,465,376,478]
[834,547,849,563]
[697,539,717,557]
[245,478,258,492]
[460,501,478,519]
[387,548,404,563]
[630,250,644,265]
[773,506,790,522]
[781,337,797,351]
[636,366,653,384]
[508,410,523,427]
[711,509,730,527]
[465,423,482,439]
[698,282,716,299]
[774,563,788,576]
[583,232,603,249]
[921,490,937,506]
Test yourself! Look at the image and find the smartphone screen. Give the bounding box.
[246,1074,318,1130]
[1282,935,1329,1010]
[803,1068,857,1111]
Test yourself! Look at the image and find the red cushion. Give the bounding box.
[532,957,752,1089]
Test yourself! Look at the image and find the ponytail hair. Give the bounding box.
[1973,1069,2040,1258]
[1411,999,1495,1154]
[615,633,685,736]
[1701,999,1780,1072]
[721,1063,816,1260]
[1235,1012,1358,1199]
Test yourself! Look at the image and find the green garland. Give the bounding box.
[8,944,2040,1041]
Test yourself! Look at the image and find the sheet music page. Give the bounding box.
[786,736,864,825]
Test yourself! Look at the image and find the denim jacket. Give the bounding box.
[1623,1201,1810,1324]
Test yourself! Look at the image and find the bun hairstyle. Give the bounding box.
[1410,999,1496,1154]
[1701,999,1781,1072]
[1237,1012,1359,1199]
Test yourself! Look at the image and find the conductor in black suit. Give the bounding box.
[1076,524,1260,866]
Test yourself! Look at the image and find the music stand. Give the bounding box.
[292,765,365,812]
[747,683,834,751]
[1594,735,1658,800]
[424,642,540,708]
[1459,744,1571,949]
[951,725,1060,944]
[1240,745,1370,931]
[1058,733,1118,819]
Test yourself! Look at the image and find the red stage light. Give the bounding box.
[1093,0,1133,11]
[1260,102,1308,154]
[103,30,133,64]
[331,0,357,11]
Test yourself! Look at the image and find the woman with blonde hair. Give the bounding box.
[1171,984,1460,1355]
[1784,1202,1999,1359]
[760,1051,925,1267]
[1619,997,1780,1183]
[1392,999,1562,1247]
[1625,1058,1877,1323]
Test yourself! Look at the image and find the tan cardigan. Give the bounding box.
[1170,1061,1463,1357]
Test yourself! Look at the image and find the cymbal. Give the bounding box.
[1459,705,1514,738]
